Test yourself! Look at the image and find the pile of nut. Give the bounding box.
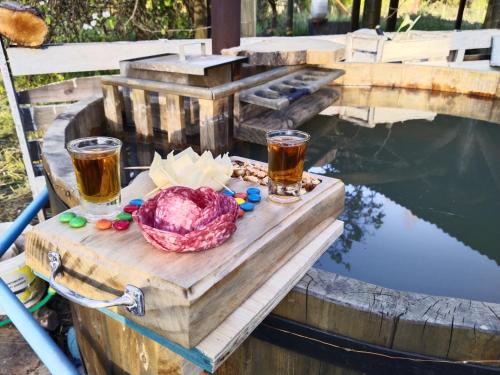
[231,160,321,193]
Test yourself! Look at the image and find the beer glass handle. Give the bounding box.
[47,252,145,316]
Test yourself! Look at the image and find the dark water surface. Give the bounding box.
[117,109,500,303]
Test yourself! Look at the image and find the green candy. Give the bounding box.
[116,212,133,221]
[69,216,87,228]
[59,212,76,223]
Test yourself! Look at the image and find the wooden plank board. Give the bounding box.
[45,218,343,374]
[17,76,103,105]
[26,159,344,348]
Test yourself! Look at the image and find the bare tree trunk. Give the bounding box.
[268,0,278,35]
[286,0,293,36]
[483,0,500,28]
[193,0,207,38]
[361,0,382,29]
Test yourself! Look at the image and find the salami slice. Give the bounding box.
[134,186,239,252]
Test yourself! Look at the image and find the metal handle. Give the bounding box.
[48,252,145,316]
[178,41,206,61]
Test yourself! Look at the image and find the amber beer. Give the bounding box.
[67,137,122,219]
[266,130,310,203]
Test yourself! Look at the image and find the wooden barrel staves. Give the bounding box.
[0,1,48,47]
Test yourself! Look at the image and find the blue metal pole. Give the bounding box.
[0,279,79,374]
[0,187,49,257]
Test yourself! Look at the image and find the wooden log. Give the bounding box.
[102,84,123,132]
[198,98,229,152]
[0,2,47,47]
[131,88,153,137]
[222,39,345,66]
[159,93,186,144]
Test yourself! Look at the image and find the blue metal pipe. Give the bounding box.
[0,187,78,374]
[0,187,49,257]
[0,280,78,374]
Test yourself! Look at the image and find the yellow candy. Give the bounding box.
[235,197,245,205]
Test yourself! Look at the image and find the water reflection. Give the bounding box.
[300,109,500,302]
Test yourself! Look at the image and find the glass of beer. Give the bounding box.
[67,137,122,220]
[266,129,310,203]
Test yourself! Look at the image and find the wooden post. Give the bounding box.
[455,0,467,30]
[198,98,228,153]
[386,0,399,32]
[159,93,186,144]
[131,89,153,137]
[361,0,382,29]
[351,0,361,31]
[102,84,123,132]
[241,0,256,37]
[211,0,240,54]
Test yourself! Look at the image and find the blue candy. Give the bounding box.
[247,194,261,203]
[240,202,254,212]
[129,198,144,206]
[223,189,235,196]
[246,187,260,196]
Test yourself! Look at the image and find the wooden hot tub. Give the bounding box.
[40,63,500,374]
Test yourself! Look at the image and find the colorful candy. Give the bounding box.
[123,204,139,214]
[234,192,248,200]
[246,187,260,196]
[95,219,112,230]
[223,189,235,197]
[129,198,144,206]
[240,202,254,212]
[59,212,76,223]
[238,208,245,218]
[247,194,261,203]
[113,220,130,231]
[235,197,245,205]
[116,212,133,221]
[68,216,87,228]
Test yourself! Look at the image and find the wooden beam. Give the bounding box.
[198,98,228,152]
[102,84,123,132]
[159,93,186,144]
[211,0,240,54]
[130,89,153,137]
[455,0,467,30]
[361,0,382,29]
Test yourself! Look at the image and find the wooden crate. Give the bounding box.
[25,157,344,348]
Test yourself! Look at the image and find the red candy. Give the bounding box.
[234,192,247,200]
[238,208,245,218]
[123,204,139,213]
[113,220,130,231]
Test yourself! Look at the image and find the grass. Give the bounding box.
[0,81,32,222]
